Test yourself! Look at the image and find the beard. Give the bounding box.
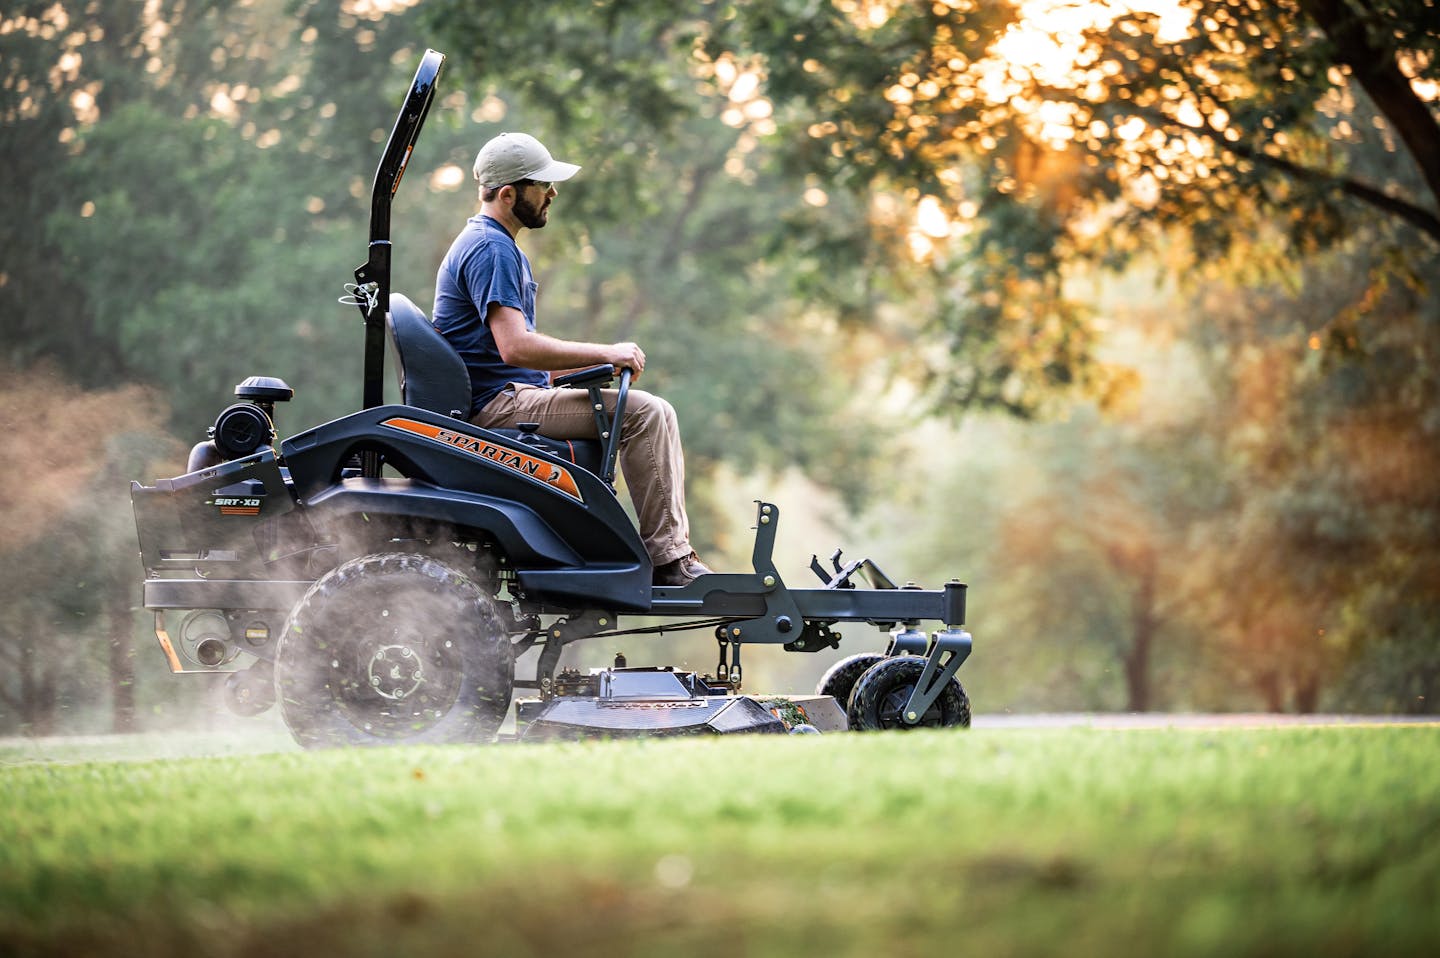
[513,191,549,229]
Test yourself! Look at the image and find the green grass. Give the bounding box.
[3,727,1438,957]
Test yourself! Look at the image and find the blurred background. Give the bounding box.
[2,0,1437,734]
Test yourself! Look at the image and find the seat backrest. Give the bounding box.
[387,293,471,417]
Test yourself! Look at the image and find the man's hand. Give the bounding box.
[607,342,645,380]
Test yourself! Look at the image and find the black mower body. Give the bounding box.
[135,404,651,613]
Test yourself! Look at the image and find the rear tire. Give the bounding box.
[816,653,886,712]
[276,553,514,749]
[848,655,971,731]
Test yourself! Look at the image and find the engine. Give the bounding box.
[186,376,293,473]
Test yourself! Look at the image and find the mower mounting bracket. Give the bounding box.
[901,628,972,724]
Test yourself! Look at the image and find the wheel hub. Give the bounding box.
[367,644,425,700]
[876,682,941,728]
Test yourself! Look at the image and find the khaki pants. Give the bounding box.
[472,383,692,565]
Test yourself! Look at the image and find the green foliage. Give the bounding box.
[424,0,897,507]
[423,0,1440,414]
[419,0,703,223]
[45,102,349,430]
[5,0,890,485]
[735,0,1440,253]
[3,728,1439,955]
[6,2,365,426]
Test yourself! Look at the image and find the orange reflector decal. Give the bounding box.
[154,612,184,674]
[381,417,584,502]
[392,144,413,195]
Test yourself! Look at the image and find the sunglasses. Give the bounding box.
[512,178,553,192]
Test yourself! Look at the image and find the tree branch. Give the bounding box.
[1298,0,1440,218]
[1115,100,1440,244]
[1231,141,1440,243]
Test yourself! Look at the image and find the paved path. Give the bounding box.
[972,712,1440,729]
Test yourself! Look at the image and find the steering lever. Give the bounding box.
[600,367,631,485]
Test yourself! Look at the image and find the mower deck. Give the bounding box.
[515,666,847,741]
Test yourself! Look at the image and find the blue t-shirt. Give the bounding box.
[433,215,550,413]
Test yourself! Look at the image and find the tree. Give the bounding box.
[422,0,1440,410]
[7,0,1435,719]
[0,364,178,733]
[756,0,1440,401]
[980,398,1228,711]
[722,0,1440,707]
[1182,238,1440,712]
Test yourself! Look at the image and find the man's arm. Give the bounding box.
[488,305,645,380]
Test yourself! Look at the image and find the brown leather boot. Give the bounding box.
[653,551,713,587]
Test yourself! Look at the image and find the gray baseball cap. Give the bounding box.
[473,132,581,187]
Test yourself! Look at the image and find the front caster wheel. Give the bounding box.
[276,553,514,749]
[816,653,885,712]
[848,655,971,731]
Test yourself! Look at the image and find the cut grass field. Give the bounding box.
[3,726,1438,957]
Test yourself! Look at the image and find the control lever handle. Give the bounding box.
[600,367,631,485]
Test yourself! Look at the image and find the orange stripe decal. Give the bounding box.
[381,417,584,502]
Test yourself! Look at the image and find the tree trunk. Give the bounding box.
[1300,0,1440,221]
[1123,562,1157,712]
[1255,667,1285,712]
[19,636,58,735]
[108,584,137,733]
[19,636,40,732]
[1412,657,1440,715]
[1293,669,1321,714]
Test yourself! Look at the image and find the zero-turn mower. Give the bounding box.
[130,50,975,747]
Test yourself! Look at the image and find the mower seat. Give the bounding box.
[388,293,473,418]
[386,293,604,476]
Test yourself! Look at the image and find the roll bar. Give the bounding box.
[351,49,447,417]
